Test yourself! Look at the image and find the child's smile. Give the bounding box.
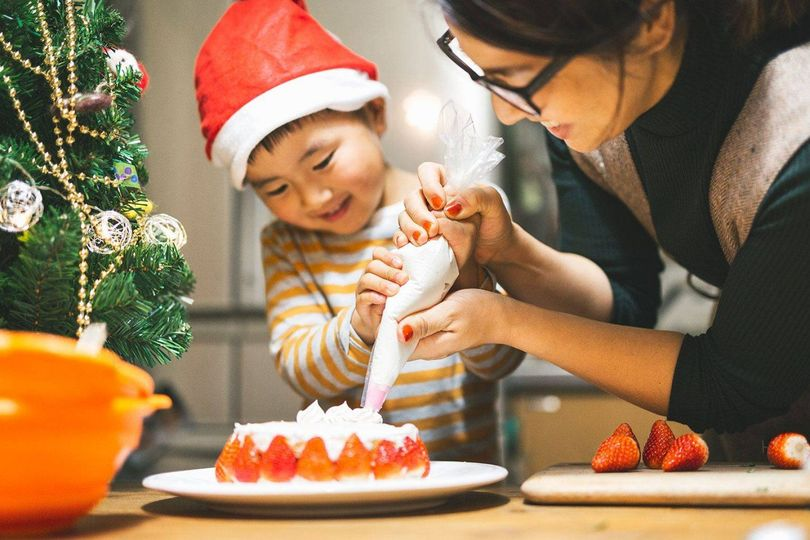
[244,106,389,235]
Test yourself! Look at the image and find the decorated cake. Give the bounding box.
[215,402,430,482]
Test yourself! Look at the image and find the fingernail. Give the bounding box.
[422,220,433,234]
[412,230,421,242]
[396,272,408,284]
[402,325,414,342]
[388,284,399,294]
[392,256,402,267]
[446,202,462,217]
[430,196,443,209]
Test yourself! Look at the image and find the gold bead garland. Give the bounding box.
[1,0,132,336]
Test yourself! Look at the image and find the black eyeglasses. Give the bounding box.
[436,29,571,117]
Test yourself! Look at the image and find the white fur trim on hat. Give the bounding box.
[211,68,389,189]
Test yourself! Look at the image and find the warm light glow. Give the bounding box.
[402,89,442,134]
[0,399,18,416]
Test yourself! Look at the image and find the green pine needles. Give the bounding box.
[0,0,195,367]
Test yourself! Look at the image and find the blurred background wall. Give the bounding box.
[119,0,715,482]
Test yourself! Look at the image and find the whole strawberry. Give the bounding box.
[643,419,676,469]
[662,433,709,472]
[591,434,640,473]
[612,422,639,447]
[767,432,810,469]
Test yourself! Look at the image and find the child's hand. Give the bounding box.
[351,247,409,345]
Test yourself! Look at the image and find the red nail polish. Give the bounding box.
[422,221,432,233]
[446,202,462,217]
[412,230,421,241]
[402,325,414,342]
[430,196,443,209]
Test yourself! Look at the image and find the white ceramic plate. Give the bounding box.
[142,461,507,517]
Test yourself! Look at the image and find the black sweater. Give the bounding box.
[546,8,810,433]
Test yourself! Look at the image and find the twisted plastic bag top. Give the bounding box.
[439,101,505,190]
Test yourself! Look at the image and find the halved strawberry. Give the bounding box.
[215,435,240,482]
[232,435,261,482]
[662,433,709,472]
[767,432,810,469]
[336,434,372,480]
[372,440,404,479]
[612,422,639,447]
[643,419,676,469]
[401,436,430,478]
[298,437,336,481]
[260,435,297,482]
[591,434,640,472]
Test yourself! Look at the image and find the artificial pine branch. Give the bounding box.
[0,0,195,367]
[0,208,81,336]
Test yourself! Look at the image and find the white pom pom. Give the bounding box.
[104,47,141,76]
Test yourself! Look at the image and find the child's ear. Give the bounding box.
[364,98,387,136]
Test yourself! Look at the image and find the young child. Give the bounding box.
[194,0,524,462]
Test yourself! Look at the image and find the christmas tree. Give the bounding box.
[0,0,194,367]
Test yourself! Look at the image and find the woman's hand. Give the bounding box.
[351,247,408,345]
[394,162,516,266]
[397,288,507,359]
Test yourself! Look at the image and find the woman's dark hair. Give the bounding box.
[437,0,809,57]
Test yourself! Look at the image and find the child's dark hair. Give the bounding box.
[437,0,808,58]
[248,108,369,162]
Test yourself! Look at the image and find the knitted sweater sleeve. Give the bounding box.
[669,140,810,432]
[545,133,664,328]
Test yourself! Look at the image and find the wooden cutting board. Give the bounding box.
[521,463,810,506]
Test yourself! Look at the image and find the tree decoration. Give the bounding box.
[0,180,44,233]
[87,210,132,254]
[0,0,195,366]
[143,213,187,250]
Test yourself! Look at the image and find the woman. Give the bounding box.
[395,0,810,460]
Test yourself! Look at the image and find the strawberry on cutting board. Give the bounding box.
[612,422,639,447]
[591,433,640,473]
[767,432,810,469]
[662,433,709,472]
[643,419,676,469]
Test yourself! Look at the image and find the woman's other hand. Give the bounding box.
[397,288,507,359]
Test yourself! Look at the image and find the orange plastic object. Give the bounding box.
[0,330,172,536]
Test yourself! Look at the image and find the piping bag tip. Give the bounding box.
[361,381,391,413]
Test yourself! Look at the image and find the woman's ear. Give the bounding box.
[364,97,387,136]
[630,0,679,56]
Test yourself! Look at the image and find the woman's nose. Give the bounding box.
[492,95,531,126]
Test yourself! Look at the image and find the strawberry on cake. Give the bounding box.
[215,402,430,482]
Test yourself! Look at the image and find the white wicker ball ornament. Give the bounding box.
[0,180,44,233]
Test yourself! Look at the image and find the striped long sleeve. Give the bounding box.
[263,225,373,399]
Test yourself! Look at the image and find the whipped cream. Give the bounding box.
[234,401,413,460]
[296,401,383,425]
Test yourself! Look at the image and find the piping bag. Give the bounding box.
[361,101,505,412]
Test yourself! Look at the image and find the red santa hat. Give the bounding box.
[195,0,389,189]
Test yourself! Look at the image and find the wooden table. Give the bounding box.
[64,486,810,539]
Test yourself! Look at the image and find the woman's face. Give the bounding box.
[447,12,680,152]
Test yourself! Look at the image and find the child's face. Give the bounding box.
[245,104,388,235]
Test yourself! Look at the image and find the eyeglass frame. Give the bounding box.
[436,29,572,116]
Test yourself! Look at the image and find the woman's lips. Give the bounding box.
[319,195,351,222]
[547,123,572,140]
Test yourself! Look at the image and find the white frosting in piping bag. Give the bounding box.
[362,238,458,410]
